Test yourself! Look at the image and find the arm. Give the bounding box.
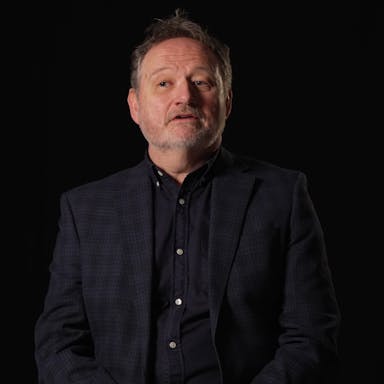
[34,193,117,384]
[251,173,340,384]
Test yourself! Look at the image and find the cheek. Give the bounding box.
[138,98,165,126]
[136,95,151,115]
[204,99,223,119]
[141,94,164,113]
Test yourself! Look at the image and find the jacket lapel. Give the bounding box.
[208,166,258,335]
[117,163,154,381]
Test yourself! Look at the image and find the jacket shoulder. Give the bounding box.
[229,151,304,184]
[62,161,147,200]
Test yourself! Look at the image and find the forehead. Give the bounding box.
[141,37,216,71]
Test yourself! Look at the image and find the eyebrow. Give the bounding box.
[148,67,172,79]
[148,66,214,79]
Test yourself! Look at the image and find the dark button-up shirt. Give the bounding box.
[145,149,223,384]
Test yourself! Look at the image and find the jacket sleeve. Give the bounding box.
[251,173,341,384]
[34,192,117,384]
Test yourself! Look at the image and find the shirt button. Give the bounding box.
[178,198,185,205]
[156,181,160,187]
[175,298,183,306]
[176,248,184,255]
[169,341,177,349]
[157,170,163,176]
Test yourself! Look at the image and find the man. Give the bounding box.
[35,9,340,384]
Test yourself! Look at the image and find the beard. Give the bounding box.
[141,121,223,151]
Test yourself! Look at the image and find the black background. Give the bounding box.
[31,1,382,382]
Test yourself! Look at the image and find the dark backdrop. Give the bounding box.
[31,1,381,383]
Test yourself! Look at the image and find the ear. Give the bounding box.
[127,88,140,125]
[225,90,233,119]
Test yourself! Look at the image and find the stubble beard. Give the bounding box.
[143,122,223,151]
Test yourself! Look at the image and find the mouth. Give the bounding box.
[173,114,197,120]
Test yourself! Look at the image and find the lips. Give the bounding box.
[174,114,197,119]
[167,109,200,124]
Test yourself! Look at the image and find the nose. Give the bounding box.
[174,79,197,106]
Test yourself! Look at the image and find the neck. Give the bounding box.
[148,142,220,184]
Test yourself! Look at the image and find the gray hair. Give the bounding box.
[130,9,232,95]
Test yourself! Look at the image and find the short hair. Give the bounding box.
[130,9,232,95]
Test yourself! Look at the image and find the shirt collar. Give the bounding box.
[144,146,224,190]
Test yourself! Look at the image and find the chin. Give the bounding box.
[150,129,220,150]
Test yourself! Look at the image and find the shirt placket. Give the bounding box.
[167,185,189,384]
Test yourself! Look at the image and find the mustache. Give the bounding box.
[166,106,201,123]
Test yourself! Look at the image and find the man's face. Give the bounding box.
[128,37,232,151]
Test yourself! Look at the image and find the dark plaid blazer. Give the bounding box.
[35,147,340,384]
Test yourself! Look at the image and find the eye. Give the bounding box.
[158,81,169,87]
[192,80,212,90]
